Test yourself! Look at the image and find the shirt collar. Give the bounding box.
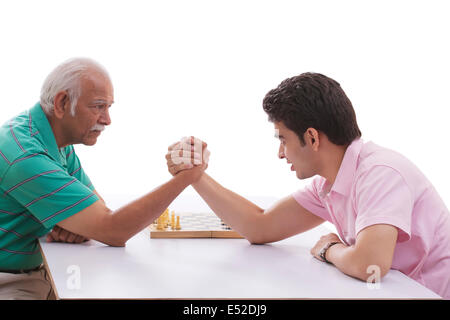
[29,102,65,164]
[323,138,364,198]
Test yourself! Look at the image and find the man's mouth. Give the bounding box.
[286,159,294,171]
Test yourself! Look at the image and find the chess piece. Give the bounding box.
[175,215,181,230]
[171,212,175,230]
[156,216,164,230]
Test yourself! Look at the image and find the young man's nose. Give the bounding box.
[278,144,285,159]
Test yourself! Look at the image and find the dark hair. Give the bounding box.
[262,72,361,146]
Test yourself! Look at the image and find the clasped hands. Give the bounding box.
[166,136,210,182]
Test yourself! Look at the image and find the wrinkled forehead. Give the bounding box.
[80,71,114,103]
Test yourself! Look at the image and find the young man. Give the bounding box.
[0,58,200,299]
[166,73,450,299]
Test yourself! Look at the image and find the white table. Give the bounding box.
[39,194,441,299]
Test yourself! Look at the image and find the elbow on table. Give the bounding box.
[245,232,271,245]
[243,213,272,245]
[93,231,127,248]
[107,239,127,247]
[98,222,128,247]
[246,236,267,245]
[98,235,127,247]
[99,212,129,247]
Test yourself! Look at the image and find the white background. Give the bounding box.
[1,0,449,207]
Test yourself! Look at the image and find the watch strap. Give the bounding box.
[319,241,340,264]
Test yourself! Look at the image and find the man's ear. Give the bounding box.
[53,91,69,119]
[305,128,320,151]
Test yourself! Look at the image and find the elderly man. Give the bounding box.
[0,58,201,299]
[167,73,450,299]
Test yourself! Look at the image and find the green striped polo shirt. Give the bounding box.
[0,103,99,270]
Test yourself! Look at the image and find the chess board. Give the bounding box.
[149,212,244,239]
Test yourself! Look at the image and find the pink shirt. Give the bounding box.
[292,139,450,299]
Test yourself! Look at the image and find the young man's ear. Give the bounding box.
[53,91,69,119]
[305,128,320,151]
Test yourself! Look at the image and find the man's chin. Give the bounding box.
[82,138,98,146]
[295,170,311,180]
[82,131,102,146]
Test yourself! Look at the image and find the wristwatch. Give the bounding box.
[319,242,340,264]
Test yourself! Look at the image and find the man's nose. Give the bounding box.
[99,108,112,126]
[278,144,285,159]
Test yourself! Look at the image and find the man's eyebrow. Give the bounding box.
[90,100,114,105]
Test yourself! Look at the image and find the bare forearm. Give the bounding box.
[326,244,379,282]
[192,173,265,241]
[110,172,192,244]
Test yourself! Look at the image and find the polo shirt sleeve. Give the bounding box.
[65,146,95,191]
[355,165,413,243]
[0,153,99,229]
[291,176,331,222]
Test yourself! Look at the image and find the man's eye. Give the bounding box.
[94,105,108,112]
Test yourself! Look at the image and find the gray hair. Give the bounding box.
[40,57,110,116]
